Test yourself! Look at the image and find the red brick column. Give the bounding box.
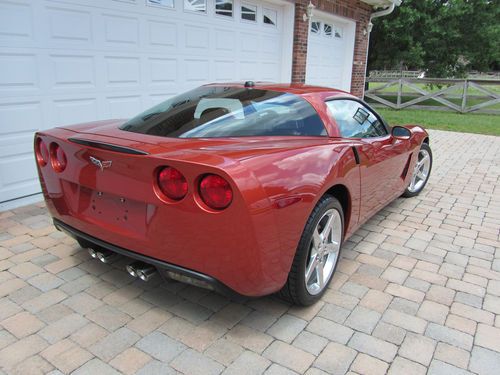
[291,0,372,98]
[350,12,371,98]
[291,0,310,84]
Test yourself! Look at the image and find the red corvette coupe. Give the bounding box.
[35,82,432,305]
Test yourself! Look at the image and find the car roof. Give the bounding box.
[203,82,354,98]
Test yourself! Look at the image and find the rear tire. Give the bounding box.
[402,143,432,198]
[279,195,344,306]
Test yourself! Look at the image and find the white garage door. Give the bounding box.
[305,11,355,92]
[0,0,293,203]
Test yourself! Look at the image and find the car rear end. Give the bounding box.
[34,128,282,296]
[34,83,335,297]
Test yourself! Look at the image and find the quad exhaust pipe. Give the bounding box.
[126,261,157,282]
[88,248,117,263]
[87,248,156,281]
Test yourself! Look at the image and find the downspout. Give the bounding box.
[362,1,401,98]
[368,1,400,33]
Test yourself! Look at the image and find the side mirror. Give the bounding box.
[391,126,411,140]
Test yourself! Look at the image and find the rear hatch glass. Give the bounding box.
[119,87,327,138]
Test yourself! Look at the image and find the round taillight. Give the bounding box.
[35,138,49,166]
[50,143,67,172]
[157,166,188,201]
[199,174,233,210]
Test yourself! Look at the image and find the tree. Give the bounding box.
[368,0,500,77]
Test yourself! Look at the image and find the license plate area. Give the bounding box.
[81,188,147,233]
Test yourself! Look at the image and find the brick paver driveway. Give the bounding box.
[1,130,499,375]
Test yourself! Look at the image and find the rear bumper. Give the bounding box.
[53,218,241,298]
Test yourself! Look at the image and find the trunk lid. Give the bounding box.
[59,119,333,162]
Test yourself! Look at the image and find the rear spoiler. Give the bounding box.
[68,138,149,155]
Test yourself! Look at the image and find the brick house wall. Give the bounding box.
[291,0,373,98]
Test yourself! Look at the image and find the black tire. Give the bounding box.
[402,142,433,198]
[279,195,344,306]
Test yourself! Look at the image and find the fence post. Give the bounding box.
[397,78,403,109]
[461,80,468,113]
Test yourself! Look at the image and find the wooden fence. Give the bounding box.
[365,78,500,114]
[468,71,500,80]
[369,70,423,79]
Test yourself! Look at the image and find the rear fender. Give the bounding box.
[242,142,360,284]
[401,125,431,185]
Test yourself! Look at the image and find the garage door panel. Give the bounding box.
[261,62,280,81]
[0,0,290,202]
[105,56,140,86]
[51,54,95,89]
[184,59,210,83]
[239,61,260,81]
[106,95,143,119]
[240,32,260,53]
[0,178,40,203]
[185,24,210,50]
[262,35,280,55]
[150,93,176,106]
[147,20,177,48]
[46,6,92,44]
[214,60,236,81]
[0,158,37,185]
[0,158,38,185]
[0,101,41,135]
[0,132,36,158]
[0,53,39,91]
[0,1,33,43]
[215,29,236,52]
[0,183,40,202]
[52,98,98,126]
[102,14,139,46]
[149,58,178,85]
[0,134,39,202]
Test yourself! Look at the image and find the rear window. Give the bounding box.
[120,86,326,138]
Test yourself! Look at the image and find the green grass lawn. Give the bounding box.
[378,108,500,136]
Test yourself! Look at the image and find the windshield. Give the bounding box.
[120,86,327,138]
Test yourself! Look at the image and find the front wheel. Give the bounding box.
[402,143,432,198]
[279,195,344,306]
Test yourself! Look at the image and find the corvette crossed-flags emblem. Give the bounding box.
[89,156,112,171]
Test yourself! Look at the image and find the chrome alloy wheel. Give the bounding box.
[305,208,342,295]
[408,148,431,193]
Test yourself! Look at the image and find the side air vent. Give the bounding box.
[401,154,412,179]
[351,146,360,165]
[68,138,149,155]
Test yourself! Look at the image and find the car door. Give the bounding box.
[325,99,411,224]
